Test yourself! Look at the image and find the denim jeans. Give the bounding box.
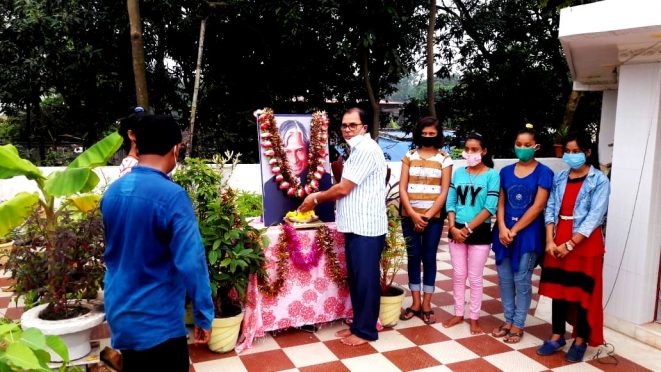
[401,217,443,293]
[497,252,537,329]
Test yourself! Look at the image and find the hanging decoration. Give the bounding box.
[258,225,346,297]
[257,108,329,199]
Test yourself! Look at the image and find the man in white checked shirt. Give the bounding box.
[300,107,387,346]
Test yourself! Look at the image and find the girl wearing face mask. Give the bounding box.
[443,134,499,334]
[118,107,146,177]
[398,117,453,324]
[537,131,609,363]
[490,125,553,344]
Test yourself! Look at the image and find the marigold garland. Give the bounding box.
[258,225,346,297]
[256,108,329,199]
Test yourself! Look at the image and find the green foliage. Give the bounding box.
[236,192,263,218]
[173,154,266,317]
[398,0,602,157]
[380,203,407,295]
[0,132,121,319]
[0,319,80,371]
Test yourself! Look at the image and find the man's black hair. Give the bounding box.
[343,107,371,132]
[133,115,182,156]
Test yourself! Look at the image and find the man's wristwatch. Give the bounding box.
[565,241,574,252]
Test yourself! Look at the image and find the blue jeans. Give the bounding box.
[401,217,443,294]
[497,252,537,329]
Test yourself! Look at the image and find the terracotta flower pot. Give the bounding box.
[554,143,564,158]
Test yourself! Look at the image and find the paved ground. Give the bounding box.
[0,230,655,371]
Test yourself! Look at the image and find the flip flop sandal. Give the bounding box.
[399,307,421,321]
[421,310,436,325]
[491,323,511,338]
[504,331,523,344]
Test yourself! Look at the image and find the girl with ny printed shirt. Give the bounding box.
[443,134,500,335]
[398,117,453,325]
[491,126,553,344]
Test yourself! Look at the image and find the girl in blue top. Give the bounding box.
[491,126,553,343]
[444,134,500,334]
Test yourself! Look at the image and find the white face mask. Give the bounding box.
[346,134,365,148]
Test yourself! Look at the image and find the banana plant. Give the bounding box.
[0,132,123,237]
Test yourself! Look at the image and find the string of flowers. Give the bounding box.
[258,225,346,297]
[256,108,329,199]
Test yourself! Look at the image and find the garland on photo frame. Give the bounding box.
[257,108,329,199]
[258,225,346,297]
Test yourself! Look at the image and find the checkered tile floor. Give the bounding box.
[0,232,652,371]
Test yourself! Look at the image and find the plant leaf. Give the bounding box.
[67,194,101,213]
[0,144,45,181]
[68,132,122,169]
[208,250,218,265]
[43,168,100,197]
[0,192,40,236]
[0,323,20,336]
[5,343,48,371]
[19,328,47,351]
[45,335,69,362]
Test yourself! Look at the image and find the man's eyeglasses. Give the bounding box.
[340,123,363,131]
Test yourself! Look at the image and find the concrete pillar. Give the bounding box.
[603,62,661,324]
[598,90,618,169]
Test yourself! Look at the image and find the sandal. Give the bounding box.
[504,331,523,344]
[399,307,421,321]
[421,310,436,324]
[491,323,511,338]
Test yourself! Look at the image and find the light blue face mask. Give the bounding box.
[562,152,586,169]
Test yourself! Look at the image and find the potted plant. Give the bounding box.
[173,153,266,353]
[0,132,122,361]
[379,186,407,327]
[552,124,569,157]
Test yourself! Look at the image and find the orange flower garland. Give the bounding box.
[257,108,329,199]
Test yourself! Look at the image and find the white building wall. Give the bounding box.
[603,62,661,324]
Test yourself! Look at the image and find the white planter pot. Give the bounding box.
[21,302,105,362]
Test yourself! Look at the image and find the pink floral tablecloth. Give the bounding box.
[235,222,352,353]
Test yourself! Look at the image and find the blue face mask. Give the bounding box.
[562,152,586,169]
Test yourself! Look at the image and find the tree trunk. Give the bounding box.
[362,52,380,140]
[186,18,207,158]
[427,0,437,117]
[127,0,149,109]
[561,90,583,132]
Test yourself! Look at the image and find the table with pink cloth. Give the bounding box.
[235,222,353,353]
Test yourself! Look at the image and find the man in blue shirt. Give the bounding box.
[101,115,214,371]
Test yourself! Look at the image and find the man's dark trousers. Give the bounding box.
[345,233,386,341]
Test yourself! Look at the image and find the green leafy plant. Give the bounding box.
[6,210,105,317]
[0,132,122,319]
[380,183,407,296]
[236,191,263,218]
[0,319,80,371]
[173,153,266,318]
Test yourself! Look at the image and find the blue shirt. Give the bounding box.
[492,163,553,272]
[101,166,214,350]
[544,165,610,238]
[446,167,500,224]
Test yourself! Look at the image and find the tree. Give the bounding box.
[127,0,150,109]
[419,0,603,156]
[427,0,438,117]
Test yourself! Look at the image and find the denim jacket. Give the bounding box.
[544,165,610,238]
